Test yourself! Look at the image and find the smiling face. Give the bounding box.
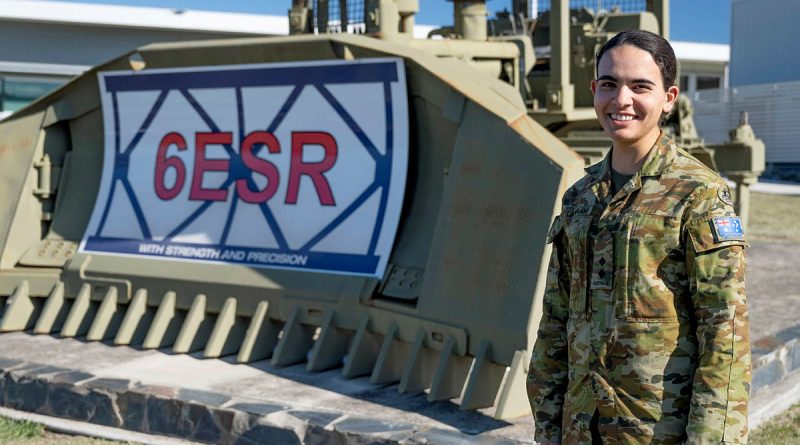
[592,44,679,153]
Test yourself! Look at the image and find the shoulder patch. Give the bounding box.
[712,216,744,241]
[718,187,734,206]
[687,215,747,253]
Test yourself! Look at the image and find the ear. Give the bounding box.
[591,79,598,95]
[662,85,679,113]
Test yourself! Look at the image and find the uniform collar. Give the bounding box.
[638,132,676,177]
[585,132,676,181]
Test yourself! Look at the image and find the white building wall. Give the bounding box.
[694,81,800,164]
[730,0,800,87]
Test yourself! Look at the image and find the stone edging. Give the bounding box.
[0,358,521,445]
[751,338,800,395]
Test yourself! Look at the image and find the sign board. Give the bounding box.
[80,58,408,277]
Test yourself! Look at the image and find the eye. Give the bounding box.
[632,83,652,92]
[599,81,616,89]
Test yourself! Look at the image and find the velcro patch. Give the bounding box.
[712,216,744,241]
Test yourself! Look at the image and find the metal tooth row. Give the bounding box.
[0,280,531,418]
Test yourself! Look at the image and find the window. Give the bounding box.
[0,77,65,113]
[680,75,689,92]
[696,76,720,91]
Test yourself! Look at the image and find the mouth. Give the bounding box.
[608,113,638,122]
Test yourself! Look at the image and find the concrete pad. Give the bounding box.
[726,179,800,196]
[0,332,533,444]
[750,365,800,430]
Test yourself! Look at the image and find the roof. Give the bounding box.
[0,0,436,38]
[0,0,288,35]
[671,41,730,63]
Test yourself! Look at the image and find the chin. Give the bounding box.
[603,128,640,144]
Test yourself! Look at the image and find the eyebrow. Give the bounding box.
[597,75,657,86]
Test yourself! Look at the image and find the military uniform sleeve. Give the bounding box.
[683,185,751,445]
[527,215,570,443]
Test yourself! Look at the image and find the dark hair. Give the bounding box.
[595,30,677,91]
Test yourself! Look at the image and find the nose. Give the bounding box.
[613,85,634,107]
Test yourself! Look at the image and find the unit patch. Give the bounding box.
[712,216,745,241]
[718,187,734,206]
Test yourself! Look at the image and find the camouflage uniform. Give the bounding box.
[527,134,751,444]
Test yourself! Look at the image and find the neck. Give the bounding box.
[610,129,661,175]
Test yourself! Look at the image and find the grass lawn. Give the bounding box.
[746,191,800,242]
[0,416,137,445]
[0,416,43,442]
[750,403,800,445]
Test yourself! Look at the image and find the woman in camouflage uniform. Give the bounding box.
[527,30,750,445]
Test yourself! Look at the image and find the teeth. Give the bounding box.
[611,114,635,121]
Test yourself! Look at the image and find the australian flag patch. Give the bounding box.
[712,216,745,241]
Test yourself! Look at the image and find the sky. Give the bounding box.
[53,0,732,44]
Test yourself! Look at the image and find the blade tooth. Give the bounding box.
[427,334,471,402]
[271,306,315,367]
[142,291,183,349]
[341,315,381,379]
[61,283,94,338]
[34,282,67,335]
[173,294,213,354]
[114,288,149,346]
[0,280,34,332]
[237,301,282,363]
[370,322,411,385]
[204,297,247,359]
[307,310,352,372]
[86,286,122,341]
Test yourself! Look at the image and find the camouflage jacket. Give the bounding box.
[527,134,751,445]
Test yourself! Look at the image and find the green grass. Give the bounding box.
[750,403,800,445]
[746,191,800,242]
[0,416,139,444]
[0,416,44,442]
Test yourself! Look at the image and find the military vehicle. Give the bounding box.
[0,0,763,431]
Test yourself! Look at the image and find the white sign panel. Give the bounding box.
[81,58,408,277]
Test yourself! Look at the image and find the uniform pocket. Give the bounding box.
[622,213,688,322]
[564,213,592,318]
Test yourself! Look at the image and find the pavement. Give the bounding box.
[0,332,529,444]
[746,242,800,354]
[726,178,800,196]
[0,246,797,444]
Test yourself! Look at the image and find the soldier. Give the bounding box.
[527,30,751,445]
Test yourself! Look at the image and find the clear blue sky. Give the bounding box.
[56,0,732,44]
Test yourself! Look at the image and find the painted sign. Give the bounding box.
[80,58,408,277]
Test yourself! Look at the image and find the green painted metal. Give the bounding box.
[0,0,767,421]
[0,28,582,419]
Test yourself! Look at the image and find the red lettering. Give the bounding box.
[190,132,231,201]
[285,132,337,206]
[236,131,281,203]
[155,132,187,200]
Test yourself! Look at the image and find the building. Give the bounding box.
[672,41,729,98]
[691,0,799,176]
[729,0,799,88]
[0,0,288,119]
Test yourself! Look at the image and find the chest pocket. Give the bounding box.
[619,213,687,322]
[564,212,593,317]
